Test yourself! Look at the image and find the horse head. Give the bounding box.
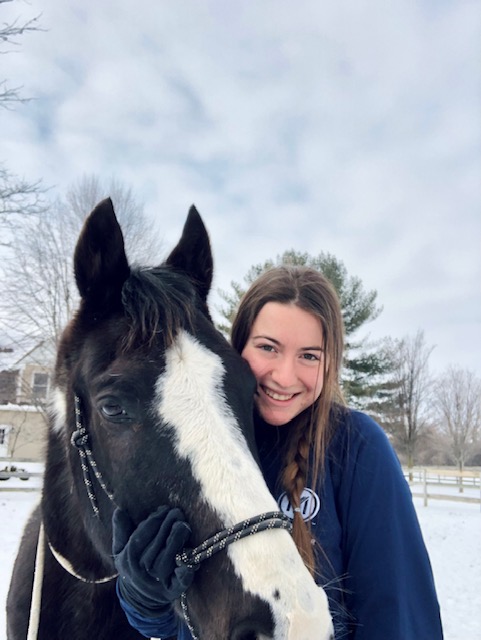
[43,199,333,640]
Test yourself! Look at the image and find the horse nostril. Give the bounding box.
[229,600,273,639]
[230,625,260,640]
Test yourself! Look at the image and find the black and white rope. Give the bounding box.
[176,511,292,639]
[71,394,115,516]
[176,511,292,568]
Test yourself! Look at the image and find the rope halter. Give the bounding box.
[175,511,292,639]
[69,394,294,639]
[71,394,115,516]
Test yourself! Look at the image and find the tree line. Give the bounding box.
[1,176,479,471]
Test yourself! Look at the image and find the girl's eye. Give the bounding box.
[301,353,320,362]
[258,344,276,353]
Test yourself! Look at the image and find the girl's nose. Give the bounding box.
[270,357,297,388]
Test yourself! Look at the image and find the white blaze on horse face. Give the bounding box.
[156,331,275,518]
[155,331,333,640]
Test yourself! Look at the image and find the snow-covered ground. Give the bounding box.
[0,484,479,640]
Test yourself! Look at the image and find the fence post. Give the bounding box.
[423,468,428,507]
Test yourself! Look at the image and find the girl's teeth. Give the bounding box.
[265,388,294,401]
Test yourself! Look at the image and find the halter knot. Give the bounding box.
[71,429,89,448]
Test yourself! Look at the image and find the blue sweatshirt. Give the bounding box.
[118,408,443,639]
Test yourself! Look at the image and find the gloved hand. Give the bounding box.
[112,505,196,618]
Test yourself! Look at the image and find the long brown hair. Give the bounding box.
[231,266,345,574]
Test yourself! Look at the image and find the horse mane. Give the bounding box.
[120,265,197,352]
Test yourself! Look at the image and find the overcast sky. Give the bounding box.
[1,0,480,376]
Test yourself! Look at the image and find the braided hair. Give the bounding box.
[231,266,345,574]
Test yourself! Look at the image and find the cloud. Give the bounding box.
[1,0,480,375]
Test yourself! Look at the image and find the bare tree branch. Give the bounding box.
[0,1,46,235]
[0,165,48,236]
[0,2,43,106]
[1,5,42,49]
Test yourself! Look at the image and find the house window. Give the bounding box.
[0,369,18,404]
[32,372,49,400]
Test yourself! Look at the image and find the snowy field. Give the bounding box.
[0,482,479,640]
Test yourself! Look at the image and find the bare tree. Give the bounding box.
[0,0,42,108]
[433,367,481,474]
[0,165,47,239]
[0,176,163,346]
[0,0,47,237]
[383,330,434,474]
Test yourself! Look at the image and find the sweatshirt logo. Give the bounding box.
[278,488,321,522]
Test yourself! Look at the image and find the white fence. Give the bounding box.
[404,467,481,507]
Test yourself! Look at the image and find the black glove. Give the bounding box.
[112,505,196,618]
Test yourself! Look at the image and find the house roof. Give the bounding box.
[0,347,18,371]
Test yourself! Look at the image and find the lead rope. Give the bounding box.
[175,511,292,640]
[26,521,45,640]
[47,542,118,584]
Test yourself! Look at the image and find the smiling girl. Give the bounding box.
[230,265,443,639]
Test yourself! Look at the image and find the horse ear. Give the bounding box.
[166,205,213,302]
[74,198,130,305]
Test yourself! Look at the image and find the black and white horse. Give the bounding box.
[7,199,333,640]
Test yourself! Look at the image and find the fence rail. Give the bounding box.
[404,467,481,507]
[0,460,44,492]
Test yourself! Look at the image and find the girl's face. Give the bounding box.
[241,302,326,426]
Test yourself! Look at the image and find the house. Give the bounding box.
[0,341,55,461]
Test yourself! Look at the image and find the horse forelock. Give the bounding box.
[120,266,196,351]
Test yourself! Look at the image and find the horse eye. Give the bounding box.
[101,403,123,416]
[99,401,129,422]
